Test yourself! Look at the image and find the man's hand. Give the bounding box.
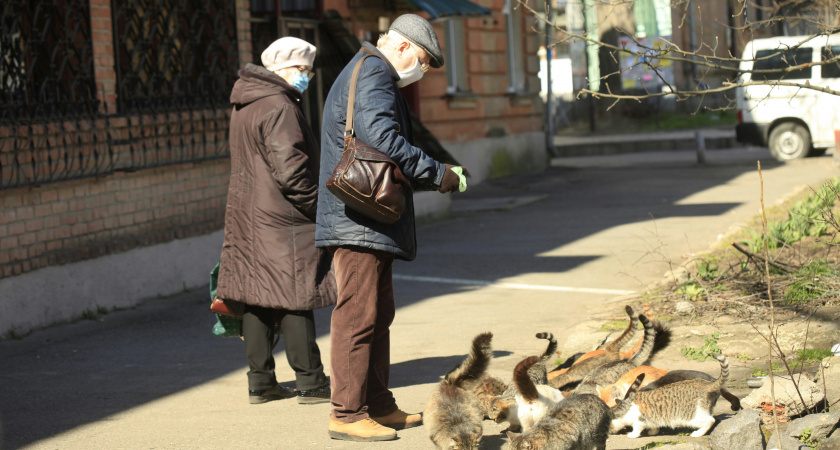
[438,164,466,193]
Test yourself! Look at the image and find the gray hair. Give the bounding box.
[376,32,391,49]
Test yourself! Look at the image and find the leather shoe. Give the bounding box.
[297,385,331,404]
[370,408,423,430]
[248,384,296,404]
[328,417,396,441]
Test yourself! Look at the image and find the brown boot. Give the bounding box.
[328,417,397,442]
[370,408,423,430]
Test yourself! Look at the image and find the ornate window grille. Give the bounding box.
[109,0,238,171]
[0,0,112,190]
[111,0,238,113]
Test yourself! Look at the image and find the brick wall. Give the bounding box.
[0,0,255,281]
[0,161,229,278]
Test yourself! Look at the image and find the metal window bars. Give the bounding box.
[1,0,238,190]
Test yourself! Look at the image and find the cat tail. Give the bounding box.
[649,321,672,359]
[535,332,558,366]
[627,314,656,366]
[711,354,730,391]
[609,373,645,420]
[513,355,541,403]
[444,332,493,390]
[604,305,639,353]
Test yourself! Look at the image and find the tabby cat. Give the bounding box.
[470,375,508,419]
[639,369,741,411]
[425,332,494,450]
[506,373,646,450]
[609,353,731,438]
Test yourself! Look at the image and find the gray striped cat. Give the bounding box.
[609,353,730,438]
[425,332,493,450]
[506,373,646,450]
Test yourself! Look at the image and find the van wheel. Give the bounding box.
[768,122,811,161]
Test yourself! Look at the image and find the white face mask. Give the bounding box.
[396,58,423,88]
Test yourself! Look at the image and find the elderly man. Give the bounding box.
[316,14,468,442]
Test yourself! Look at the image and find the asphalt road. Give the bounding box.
[1,146,837,450]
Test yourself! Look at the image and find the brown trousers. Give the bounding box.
[328,246,398,423]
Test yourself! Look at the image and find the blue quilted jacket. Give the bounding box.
[315,43,445,261]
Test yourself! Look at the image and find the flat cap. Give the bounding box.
[261,37,316,72]
[389,14,444,69]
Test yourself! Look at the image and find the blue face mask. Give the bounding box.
[290,72,309,93]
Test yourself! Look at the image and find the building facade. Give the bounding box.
[0,0,547,337]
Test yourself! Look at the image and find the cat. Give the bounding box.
[609,353,731,438]
[508,355,567,432]
[571,313,657,396]
[424,332,494,450]
[506,373,646,450]
[470,375,507,419]
[487,332,559,430]
[639,369,741,411]
[547,305,640,389]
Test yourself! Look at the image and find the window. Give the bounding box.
[504,0,526,93]
[443,19,470,94]
[1,0,97,120]
[112,0,238,113]
[821,45,840,79]
[753,48,813,81]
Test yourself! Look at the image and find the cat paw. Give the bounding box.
[626,432,642,439]
[690,430,708,438]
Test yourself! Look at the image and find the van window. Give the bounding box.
[752,48,813,80]
[821,46,840,79]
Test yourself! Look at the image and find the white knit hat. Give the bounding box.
[261,37,316,71]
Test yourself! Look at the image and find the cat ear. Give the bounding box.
[506,431,520,441]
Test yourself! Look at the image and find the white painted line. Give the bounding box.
[393,274,635,296]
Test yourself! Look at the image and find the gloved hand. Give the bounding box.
[438,164,464,193]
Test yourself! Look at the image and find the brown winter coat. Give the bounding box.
[217,63,336,311]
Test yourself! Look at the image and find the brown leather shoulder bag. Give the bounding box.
[325,49,411,224]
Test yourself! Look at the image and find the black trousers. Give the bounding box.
[242,304,327,391]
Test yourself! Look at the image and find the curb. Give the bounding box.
[552,135,739,157]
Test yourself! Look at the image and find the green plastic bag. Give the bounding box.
[210,260,242,338]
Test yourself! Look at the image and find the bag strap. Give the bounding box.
[345,47,380,138]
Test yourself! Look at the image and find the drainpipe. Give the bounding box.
[545,1,555,155]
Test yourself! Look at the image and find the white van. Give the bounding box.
[736,34,840,161]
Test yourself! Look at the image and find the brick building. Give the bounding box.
[0,0,546,337]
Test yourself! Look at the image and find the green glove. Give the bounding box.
[450,166,467,192]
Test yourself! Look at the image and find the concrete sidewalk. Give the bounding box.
[1,146,838,450]
[553,126,737,157]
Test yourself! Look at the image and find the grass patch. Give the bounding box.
[784,261,838,303]
[751,362,784,377]
[681,331,721,362]
[796,348,834,363]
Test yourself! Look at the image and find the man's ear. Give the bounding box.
[396,39,410,54]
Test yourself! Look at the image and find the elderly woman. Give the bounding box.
[217,37,335,405]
